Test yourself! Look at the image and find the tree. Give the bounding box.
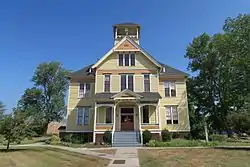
[0,110,31,150]
[185,14,250,135]
[0,101,5,119]
[31,62,70,134]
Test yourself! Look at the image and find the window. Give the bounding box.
[120,74,134,91]
[130,54,135,66]
[106,107,112,123]
[77,108,83,125]
[119,54,123,66]
[104,75,110,92]
[144,74,150,92]
[165,106,178,124]
[118,53,136,66]
[125,54,130,66]
[79,83,90,98]
[164,81,176,97]
[77,107,90,125]
[142,106,149,123]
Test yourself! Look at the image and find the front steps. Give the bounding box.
[112,131,141,147]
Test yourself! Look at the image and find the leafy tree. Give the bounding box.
[0,101,5,119]
[0,110,31,150]
[29,62,70,134]
[185,14,250,135]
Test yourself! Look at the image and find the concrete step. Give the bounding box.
[112,143,141,147]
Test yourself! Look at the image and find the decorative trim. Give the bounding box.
[92,36,162,69]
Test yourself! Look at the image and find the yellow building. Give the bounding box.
[66,23,190,146]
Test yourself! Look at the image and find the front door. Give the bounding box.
[120,108,134,131]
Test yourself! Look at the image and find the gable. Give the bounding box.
[111,89,142,99]
[115,39,139,51]
[92,36,162,69]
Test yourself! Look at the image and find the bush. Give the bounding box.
[71,134,85,144]
[62,134,73,143]
[142,130,152,144]
[145,139,220,147]
[172,132,180,139]
[210,134,227,142]
[46,135,61,145]
[103,130,112,144]
[161,129,171,141]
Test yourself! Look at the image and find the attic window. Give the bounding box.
[118,53,135,66]
[88,68,92,73]
[163,67,166,72]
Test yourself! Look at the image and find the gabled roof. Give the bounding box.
[113,23,140,27]
[70,64,94,78]
[111,89,143,99]
[160,63,189,77]
[92,36,163,69]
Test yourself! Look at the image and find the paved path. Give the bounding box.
[109,147,139,167]
[13,143,140,167]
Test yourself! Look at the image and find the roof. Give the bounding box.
[70,62,188,78]
[113,23,140,27]
[70,64,94,78]
[160,63,189,76]
[92,91,161,102]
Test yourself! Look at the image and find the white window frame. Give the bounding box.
[76,107,90,125]
[165,106,178,124]
[143,74,150,92]
[78,83,90,98]
[118,53,136,66]
[121,74,134,91]
[164,81,176,97]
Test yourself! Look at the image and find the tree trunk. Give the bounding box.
[6,140,10,150]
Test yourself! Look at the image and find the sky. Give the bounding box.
[0,0,249,112]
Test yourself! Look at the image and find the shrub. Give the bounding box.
[210,134,227,142]
[46,135,61,145]
[142,130,152,144]
[62,134,73,143]
[172,132,180,139]
[71,133,85,144]
[145,139,220,147]
[103,130,112,144]
[147,140,157,147]
[161,129,171,141]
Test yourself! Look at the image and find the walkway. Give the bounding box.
[109,147,139,167]
[14,143,140,167]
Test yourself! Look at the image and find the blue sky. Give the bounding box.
[0,0,249,112]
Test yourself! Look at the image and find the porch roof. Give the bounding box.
[93,92,161,102]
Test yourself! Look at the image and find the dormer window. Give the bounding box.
[118,53,135,66]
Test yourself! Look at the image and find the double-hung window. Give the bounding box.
[106,107,112,123]
[120,74,134,91]
[118,53,135,66]
[79,83,90,98]
[164,81,176,97]
[104,74,110,92]
[77,107,90,125]
[144,74,150,92]
[165,106,178,124]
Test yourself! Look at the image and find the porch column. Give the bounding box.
[138,104,143,144]
[113,104,116,130]
[93,103,97,143]
[156,105,159,124]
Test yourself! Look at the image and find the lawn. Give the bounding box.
[138,148,250,167]
[0,147,110,167]
[90,149,117,155]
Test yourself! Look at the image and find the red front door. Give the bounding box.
[121,108,134,131]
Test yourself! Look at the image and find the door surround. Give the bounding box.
[120,107,136,131]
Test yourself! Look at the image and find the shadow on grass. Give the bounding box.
[0,148,32,152]
[214,147,250,151]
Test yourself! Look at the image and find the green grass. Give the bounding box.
[138,148,250,167]
[0,147,110,167]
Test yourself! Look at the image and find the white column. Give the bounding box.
[93,104,97,143]
[138,104,143,144]
[155,106,158,124]
[113,105,116,130]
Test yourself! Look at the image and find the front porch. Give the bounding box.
[92,89,161,144]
